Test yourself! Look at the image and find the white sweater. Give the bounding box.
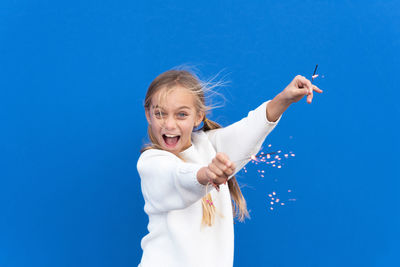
[137,101,280,267]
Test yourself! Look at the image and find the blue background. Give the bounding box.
[1,0,399,266]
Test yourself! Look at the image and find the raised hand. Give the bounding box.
[266,75,323,122]
[281,75,323,104]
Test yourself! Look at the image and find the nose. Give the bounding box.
[163,116,177,131]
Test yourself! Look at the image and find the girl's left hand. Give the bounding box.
[281,75,323,104]
[266,75,323,122]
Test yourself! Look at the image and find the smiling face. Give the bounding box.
[145,86,204,155]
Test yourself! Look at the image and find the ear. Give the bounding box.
[195,111,205,127]
[145,108,152,125]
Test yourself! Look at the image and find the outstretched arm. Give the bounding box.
[267,75,323,122]
[205,75,323,173]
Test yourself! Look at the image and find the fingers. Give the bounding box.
[205,168,220,191]
[295,75,313,94]
[295,75,323,104]
[214,153,235,176]
[313,85,323,93]
[207,153,236,188]
[307,85,324,103]
[208,162,225,177]
[307,91,314,104]
[308,85,324,103]
[215,152,231,166]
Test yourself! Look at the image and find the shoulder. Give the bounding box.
[191,130,209,143]
[193,128,223,140]
[139,148,178,160]
[137,149,180,175]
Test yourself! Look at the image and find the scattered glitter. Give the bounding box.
[266,190,296,211]
[236,145,298,212]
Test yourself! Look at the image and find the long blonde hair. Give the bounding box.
[142,69,249,226]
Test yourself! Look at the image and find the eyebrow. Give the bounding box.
[151,105,192,110]
[177,106,191,110]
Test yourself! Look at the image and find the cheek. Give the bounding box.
[180,121,195,135]
[149,121,162,137]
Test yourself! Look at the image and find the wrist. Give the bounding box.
[274,92,292,107]
[266,94,290,122]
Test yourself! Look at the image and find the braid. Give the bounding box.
[202,117,222,131]
[201,117,249,222]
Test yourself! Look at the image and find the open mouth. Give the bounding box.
[162,134,180,148]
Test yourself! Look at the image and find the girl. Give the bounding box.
[137,69,322,267]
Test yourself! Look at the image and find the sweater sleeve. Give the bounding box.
[137,149,209,213]
[205,100,281,175]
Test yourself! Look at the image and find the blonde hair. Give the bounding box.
[142,69,249,226]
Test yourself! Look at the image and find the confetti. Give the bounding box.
[236,143,298,212]
[266,190,296,211]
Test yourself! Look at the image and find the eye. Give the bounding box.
[154,110,166,119]
[177,112,188,118]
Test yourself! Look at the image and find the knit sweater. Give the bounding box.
[137,101,281,267]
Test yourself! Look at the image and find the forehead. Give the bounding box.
[151,86,196,110]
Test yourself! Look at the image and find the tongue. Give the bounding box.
[165,136,179,146]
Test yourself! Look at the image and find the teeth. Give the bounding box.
[165,134,179,138]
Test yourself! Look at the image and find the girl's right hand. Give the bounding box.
[197,152,236,191]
